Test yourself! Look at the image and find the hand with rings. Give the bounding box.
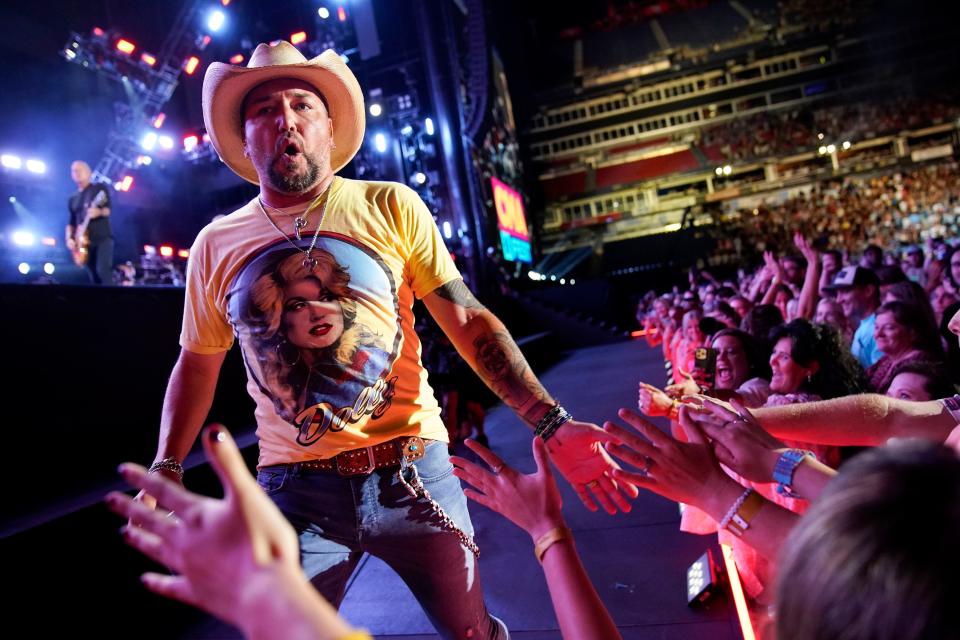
[451,438,566,541]
[695,397,786,483]
[601,407,737,512]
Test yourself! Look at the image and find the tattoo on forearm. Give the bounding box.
[433,279,485,310]
[473,331,552,421]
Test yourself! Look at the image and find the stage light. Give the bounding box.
[143,245,157,255]
[722,544,757,640]
[2,154,22,169]
[338,6,347,21]
[13,230,35,246]
[221,0,231,5]
[826,144,836,154]
[65,49,76,60]
[413,171,427,185]
[116,39,136,55]
[158,135,174,150]
[290,31,307,45]
[118,175,134,192]
[550,275,557,281]
[424,117,435,135]
[8,196,15,203]
[400,124,413,136]
[818,145,827,155]
[207,9,226,32]
[715,167,722,176]
[817,132,824,140]
[229,53,244,64]
[183,135,199,152]
[178,249,190,259]
[560,278,566,284]
[43,263,55,275]
[92,27,105,37]
[442,221,453,239]
[136,155,152,166]
[374,133,388,153]
[570,279,576,284]
[722,165,732,175]
[159,245,174,258]
[184,56,200,75]
[18,263,29,275]
[26,159,45,174]
[41,237,56,247]
[141,132,158,151]
[686,549,720,605]
[153,113,166,128]
[318,7,330,19]
[842,140,851,150]
[141,52,157,66]
[528,271,541,280]
[368,103,382,117]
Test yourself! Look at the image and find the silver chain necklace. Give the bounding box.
[257,187,331,271]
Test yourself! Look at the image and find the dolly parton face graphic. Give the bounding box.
[229,236,402,444]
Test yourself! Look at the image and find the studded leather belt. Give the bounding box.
[294,436,428,477]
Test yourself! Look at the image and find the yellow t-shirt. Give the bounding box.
[180,177,458,466]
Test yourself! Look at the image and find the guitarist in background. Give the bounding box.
[66,160,113,285]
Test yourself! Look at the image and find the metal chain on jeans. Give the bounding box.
[396,464,480,557]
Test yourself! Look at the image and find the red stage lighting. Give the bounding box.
[338,6,347,21]
[118,175,134,192]
[143,245,156,255]
[184,56,200,75]
[221,0,231,5]
[153,113,166,128]
[141,53,157,66]
[229,53,244,64]
[201,35,212,48]
[116,39,136,55]
[159,245,174,258]
[290,31,307,45]
[183,135,199,152]
[178,249,190,259]
[92,27,105,37]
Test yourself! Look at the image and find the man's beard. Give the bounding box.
[268,152,321,193]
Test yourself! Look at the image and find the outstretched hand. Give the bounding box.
[105,425,313,633]
[602,407,732,510]
[696,398,785,483]
[544,420,640,515]
[451,438,565,540]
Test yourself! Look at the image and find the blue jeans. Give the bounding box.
[257,440,507,639]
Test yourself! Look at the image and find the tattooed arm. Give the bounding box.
[424,279,639,514]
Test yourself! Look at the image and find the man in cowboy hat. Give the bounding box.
[138,41,636,637]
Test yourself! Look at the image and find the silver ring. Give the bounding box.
[585,480,600,489]
[491,463,504,474]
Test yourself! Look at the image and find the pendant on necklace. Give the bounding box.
[293,216,307,241]
[302,255,318,271]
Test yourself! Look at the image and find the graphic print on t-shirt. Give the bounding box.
[228,233,402,446]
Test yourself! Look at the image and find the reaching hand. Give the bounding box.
[105,425,303,630]
[544,420,640,515]
[793,232,818,264]
[451,438,565,540]
[763,250,783,282]
[602,408,735,511]
[638,382,675,417]
[696,398,785,483]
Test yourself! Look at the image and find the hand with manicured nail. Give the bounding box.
[105,425,359,640]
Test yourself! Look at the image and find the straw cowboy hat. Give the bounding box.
[202,41,365,184]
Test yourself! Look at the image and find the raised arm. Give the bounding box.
[451,438,622,640]
[793,233,820,320]
[423,278,638,514]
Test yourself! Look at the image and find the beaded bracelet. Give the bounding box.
[535,405,573,441]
